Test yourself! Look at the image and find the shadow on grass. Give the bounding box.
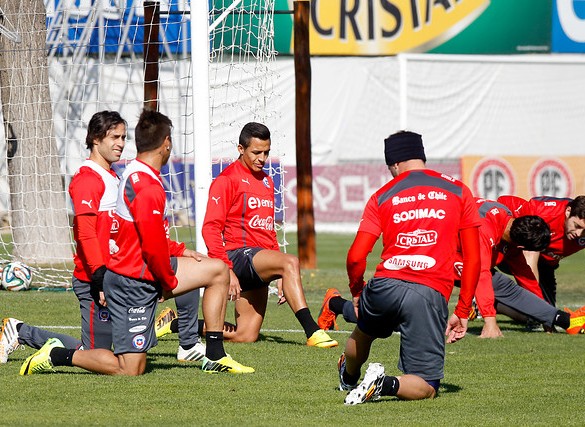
[256,333,302,345]
[439,382,462,394]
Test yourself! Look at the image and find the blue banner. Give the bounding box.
[552,0,585,52]
[46,0,191,55]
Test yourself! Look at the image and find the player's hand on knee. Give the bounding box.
[228,269,241,301]
[182,248,205,261]
[276,279,286,305]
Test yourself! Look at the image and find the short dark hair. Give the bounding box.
[134,109,173,153]
[239,122,270,148]
[510,215,551,251]
[85,111,126,150]
[568,196,585,220]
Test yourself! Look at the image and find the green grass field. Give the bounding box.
[2,233,585,426]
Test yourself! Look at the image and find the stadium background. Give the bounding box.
[1,0,585,233]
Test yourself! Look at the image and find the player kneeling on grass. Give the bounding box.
[337,131,481,405]
[20,110,253,376]
[201,122,337,348]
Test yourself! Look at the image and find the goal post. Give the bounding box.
[0,0,283,288]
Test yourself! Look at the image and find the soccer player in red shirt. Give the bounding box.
[457,199,585,337]
[497,195,585,306]
[20,110,253,375]
[202,122,337,348]
[4,111,125,365]
[340,131,481,405]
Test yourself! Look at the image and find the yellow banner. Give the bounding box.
[305,0,490,55]
[462,156,585,201]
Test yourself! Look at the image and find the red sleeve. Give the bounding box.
[168,240,186,257]
[346,231,378,297]
[505,249,544,299]
[202,174,234,268]
[128,181,178,291]
[454,226,480,318]
[474,233,497,318]
[75,214,104,273]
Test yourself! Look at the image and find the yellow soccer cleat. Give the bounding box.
[201,354,255,374]
[155,307,177,338]
[20,338,64,375]
[307,329,338,348]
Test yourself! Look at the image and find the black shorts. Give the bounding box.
[227,247,269,291]
[358,277,448,381]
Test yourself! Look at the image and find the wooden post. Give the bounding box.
[294,1,316,269]
[143,1,159,111]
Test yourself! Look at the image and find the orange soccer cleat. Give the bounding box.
[564,305,585,335]
[317,288,342,331]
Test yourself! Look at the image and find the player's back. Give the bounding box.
[368,169,480,300]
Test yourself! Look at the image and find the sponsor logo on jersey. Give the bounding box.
[428,191,447,201]
[393,208,446,223]
[241,178,250,185]
[132,334,146,349]
[544,201,557,206]
[81,199,93,208]
[453,261,463,278]
[396,229,437,248]
[109,239,119,254]
[98,308,110,322]
[128,306,146,314]
[129,325,147,333]
[489,207,500,217]
[263,177,270,188]
[248,196,273,210]
[110,214,119,232]
[212,196,221,204]
[383,255,436,271]
[131,173,140,184]
[392,195,416,206]
[249,215,274,231]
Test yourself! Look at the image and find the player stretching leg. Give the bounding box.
[338,131,481,404]
[202,122,337,348]
[2,111,127,364]
[20,110,252,375]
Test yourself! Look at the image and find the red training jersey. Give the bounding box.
[69,160,119,282]
[355,169,481,305]
[471,199,514,318]
[497,195,585,298]
[203,160,279,268]
[108,160,185,291]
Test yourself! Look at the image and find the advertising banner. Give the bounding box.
[277,0,552,55]
[45,0,559,57]
[462,156,585,201]
[552,0,585,52]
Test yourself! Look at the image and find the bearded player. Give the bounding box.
[2,111,125,364]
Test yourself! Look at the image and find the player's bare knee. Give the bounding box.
[231,328,259,343]
[282,254,300,276]
[208,259,229,287]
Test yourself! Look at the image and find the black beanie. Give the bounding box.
[384,131,426,166]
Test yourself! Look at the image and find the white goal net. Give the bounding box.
[0,0,282,289]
